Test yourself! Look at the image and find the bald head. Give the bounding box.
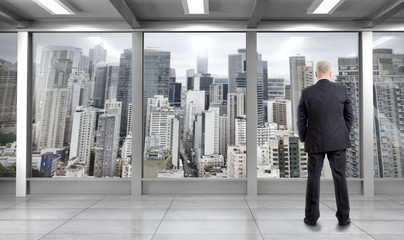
[315,60,331,79]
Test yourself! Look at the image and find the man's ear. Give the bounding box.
[315,72,318,78]
[329,71,332,77]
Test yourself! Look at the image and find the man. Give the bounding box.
[297,60,353,226]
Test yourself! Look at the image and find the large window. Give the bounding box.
[32,33,132,178]
[143,33,246,178]
[257,33,360,178]
[0,33,17,178]
[373,33,404,178]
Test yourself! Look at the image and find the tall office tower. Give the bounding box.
[372,49,404,178]
[144,49,171,128]
[289,55,313,132]
[127,103,133,136]
[210,83,228,104]
[235,115,247,146]
[227,93,245,146]
[257,54,269,100]
[228,49,246,93]
[94,115,116,177]
[184,91,205,138]
[285,84,291,100]
[145,95,170,136]
[203,107,220,156]
[93,64,108,108]
[267,99,292,130]
[227,145,247,178]
[268,78,285,100]
[89,44,107,80]
[117,49,132,137]
[0,62,17,126]
[148,107,176,150]
[336,57,360,178]
[38,88,70,150]
[197,48,208,74]
[106,65,120,100]
[169,82,182,107]
[219,115,228,156]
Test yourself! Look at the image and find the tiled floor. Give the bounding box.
[0,193,404,240]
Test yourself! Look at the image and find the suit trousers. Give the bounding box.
[305,149,350,223]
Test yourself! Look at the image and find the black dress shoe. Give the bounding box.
[339,218,351,226]
[304,218,316,226]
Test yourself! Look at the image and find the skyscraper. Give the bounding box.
[336,57,360,178]
[289,56,313,132]
[227,93,245,146]
[228,49,246,94]
[94,115,116,177]
[268,78,285,100]
[117,49,132,137]
[0,61,17,126]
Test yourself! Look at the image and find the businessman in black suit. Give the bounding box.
[297,60,353,226]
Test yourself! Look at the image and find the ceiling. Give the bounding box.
[1,0,404,30]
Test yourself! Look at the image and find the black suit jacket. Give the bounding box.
[297,79,354,153]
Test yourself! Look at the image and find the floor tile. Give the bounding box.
[11,200,97,209]
[74,208,167,220]
[371,235,404,240]
[0,234,46,240]
[256,219,366,235]
[170,200,248,209]
[350,209,404,221]
[152,235,263,240]
[156,220,260,235]
[251,208,337,220]
[52,219,161,235]
[103,194,174,201]
[164,208,254,220]
[246,194,305,201]
[0,219,65,234]
[262,235,374,240]
[353,220,404,234]
[322,200,404,210]
[0,208,83,220]
[41,234,153,240]
[90,200,172,209]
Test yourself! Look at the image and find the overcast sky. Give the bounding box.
[1,32,404,83]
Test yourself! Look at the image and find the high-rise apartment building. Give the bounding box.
[0,62,17,126]
[227,93,245,146]
[203,107,220,156]
[336,57,360,178]
[94,115,116,177]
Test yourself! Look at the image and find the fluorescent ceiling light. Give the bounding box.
[307,0,346,14]
[33,0,75,15]
[182,0,209,15]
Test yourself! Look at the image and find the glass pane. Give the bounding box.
[32,33,132,178]
[373,33,404,178]
[257,33,360,178]
[143,33,246,178]
[0,33,17,177]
